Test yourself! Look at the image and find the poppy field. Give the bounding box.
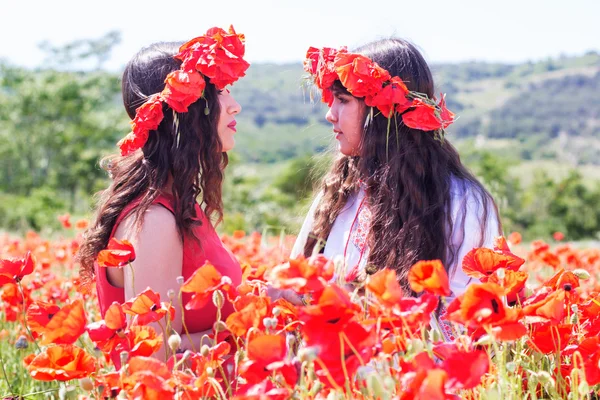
[1,223,600,400]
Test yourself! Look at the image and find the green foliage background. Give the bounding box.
[1,34,599,242]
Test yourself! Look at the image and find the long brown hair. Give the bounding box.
[304,38,501,293]
[78,42,227,285]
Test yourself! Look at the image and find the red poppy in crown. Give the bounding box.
[118,25,249,156]
[303,46,455,138]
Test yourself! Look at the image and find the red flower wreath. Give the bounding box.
[303,46,455,136]
[117,25,250,156]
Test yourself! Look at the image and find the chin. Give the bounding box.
[222,142,235,152]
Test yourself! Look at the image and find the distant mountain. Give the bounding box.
[231,52,600,164]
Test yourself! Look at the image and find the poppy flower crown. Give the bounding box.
[303,46,455,139]
[117,25,250,156]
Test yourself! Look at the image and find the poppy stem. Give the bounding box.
[20,387,61,398]
[207,376,228,400]
[0,347,14,396]
[16,281,41,353]
[177,289,196,354]
[128,261,135,295]
[339,331,353,395]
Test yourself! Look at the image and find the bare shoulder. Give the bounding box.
[114,204,181,249]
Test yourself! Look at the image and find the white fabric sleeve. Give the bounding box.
[290,191,324,259]
[447,186,501,300]
[431,185,501,341]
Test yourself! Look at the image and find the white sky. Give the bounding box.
[1,0,599,71]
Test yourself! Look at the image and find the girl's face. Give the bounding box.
[325,89,366,156]
[217,88,242,152]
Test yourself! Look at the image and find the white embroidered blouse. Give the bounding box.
[290,177,501,340]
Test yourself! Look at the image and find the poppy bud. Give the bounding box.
[167,289,176,300]
[201,344,210,357]
[570,312,579,325]
[168,333,181,353]
[431,328,442,343]
[176,276,185,285]
[572,269,591,280]
[213,320,227,334]
[212,290,224,309]
[79,378,94,391]
[272,307,281,317]
[298,346,319,363]
[262,317,274,329]
[15,335,28,349]
[206,366,214,377]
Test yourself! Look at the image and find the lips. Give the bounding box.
[228,120,237,132]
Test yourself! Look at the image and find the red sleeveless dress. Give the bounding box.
[94,193,242,333]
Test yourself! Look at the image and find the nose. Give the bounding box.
[325,107,337,124]
[228,97,242,115]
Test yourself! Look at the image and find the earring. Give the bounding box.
[204,98,210,115]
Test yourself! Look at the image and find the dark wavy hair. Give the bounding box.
[78,42,227,285]
[304,38,501,293]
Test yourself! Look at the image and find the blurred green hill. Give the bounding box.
[1,44,599,240]
[230,51,600,165]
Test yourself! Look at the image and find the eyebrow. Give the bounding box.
[331,87,350,96]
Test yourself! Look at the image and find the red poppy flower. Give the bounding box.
[162,70,206,113]
[37,299,87,345]
[25,344,96,381]
[58,213,72,229]
[493,236,526,269]
[486,269,528,300]
[437,93,455,129]
[119,94,164,156]
[446,282,525,335]
[365,77,412,118]
[528,323,573,354]
[240,333,297,386]
[462,247,523,280]
[334,52,390,98]
[97,238,136,268]
[26,301,61,339]
[402,99,442,131]
[522,287,569,323]
[304,46,341,92]
[0,251,35,285]
[408,259,451,297]
[180,26,250,90]
[118,131,148,156]
[121,356,174,399]
[181,262,235,310]
[226,294,271,337]
[553,231,565,241]
[366,268,404,307]
[442,349,490,390]
[508,231,522,245]
[75,219,89,230]
[232,380,291,400]
[267,254,334,295]
[562,337,600,385]
[543,269,580,292]
[122,288,175,326]
[126,325,163,358]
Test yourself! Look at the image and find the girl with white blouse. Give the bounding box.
[279,39,502,335]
